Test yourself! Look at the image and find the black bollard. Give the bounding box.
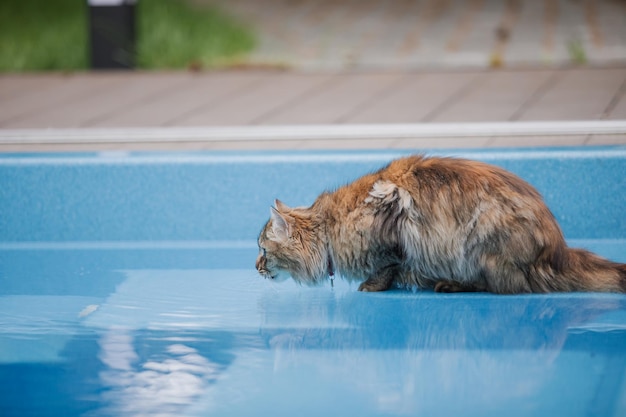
[87,0,136,69]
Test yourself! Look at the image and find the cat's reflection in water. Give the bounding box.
[258,291,624,414]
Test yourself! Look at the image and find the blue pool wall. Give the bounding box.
[1,147,625,245]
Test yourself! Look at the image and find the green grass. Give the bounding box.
[567,39,588,65]
[0,0,256,71]
[137,0,255,69]
[0,0,88,71]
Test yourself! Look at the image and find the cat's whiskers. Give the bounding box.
[258,268,273,279]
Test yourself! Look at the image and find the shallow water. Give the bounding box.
[1,148,625,416]
[1,244,626,417]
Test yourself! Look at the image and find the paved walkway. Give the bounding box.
[1,67,625,152]
[0,67,626,151]
[209,0,626,71]
[1,0,626,152]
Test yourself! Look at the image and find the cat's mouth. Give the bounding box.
[258,269,276,280]
[256,256,288,281]
[259,270,290,283]
[256,255,274,279]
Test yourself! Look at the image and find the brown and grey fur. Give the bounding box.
[256,155,626,294]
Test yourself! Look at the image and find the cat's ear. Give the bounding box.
[270,206,290,242]
[274,199,290,212]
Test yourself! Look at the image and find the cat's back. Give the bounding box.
[380,155,541,200]
[325,154,543,217]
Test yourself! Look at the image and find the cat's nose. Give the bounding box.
[255,255,265,271]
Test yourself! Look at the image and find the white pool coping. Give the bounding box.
[1,120,625,144]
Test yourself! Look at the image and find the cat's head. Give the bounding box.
[256,199,327,285]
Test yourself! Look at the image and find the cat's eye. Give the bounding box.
[261,248,267,257]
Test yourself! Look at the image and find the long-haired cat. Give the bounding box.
[256,155,626,293]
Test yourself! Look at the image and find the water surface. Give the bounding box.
[1,245,625,417]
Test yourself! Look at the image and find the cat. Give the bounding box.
[256,155,626,293]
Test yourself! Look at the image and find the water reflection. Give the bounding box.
[260,290,625,350]
[25,268,621,417]
[257,290,626,416]
[0,270,626,417]
[91,328,232,417]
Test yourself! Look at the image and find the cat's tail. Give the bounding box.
[550,248,626,293]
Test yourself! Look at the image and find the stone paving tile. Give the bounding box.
[176,73,335,126]
[515,68,626,120]
[0,73,66,100]
[344,71,484,123]
[94,72,268,127]
[2,73,192,128]
[67,73,192,128]
[0,73,123,126]
[259,72,404,124]
[606,80,626,119]
[430,70,555,122]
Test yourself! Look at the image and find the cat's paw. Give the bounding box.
[434,281,476,293]
[434,282,457,293]
[358,280,387,292]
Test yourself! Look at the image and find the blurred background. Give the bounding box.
[1,0,625,73]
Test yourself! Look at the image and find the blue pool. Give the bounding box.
[1,147,625,417]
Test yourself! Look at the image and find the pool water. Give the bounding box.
[1,148,625,416]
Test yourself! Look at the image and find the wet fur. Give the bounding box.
[256,155,626,293]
